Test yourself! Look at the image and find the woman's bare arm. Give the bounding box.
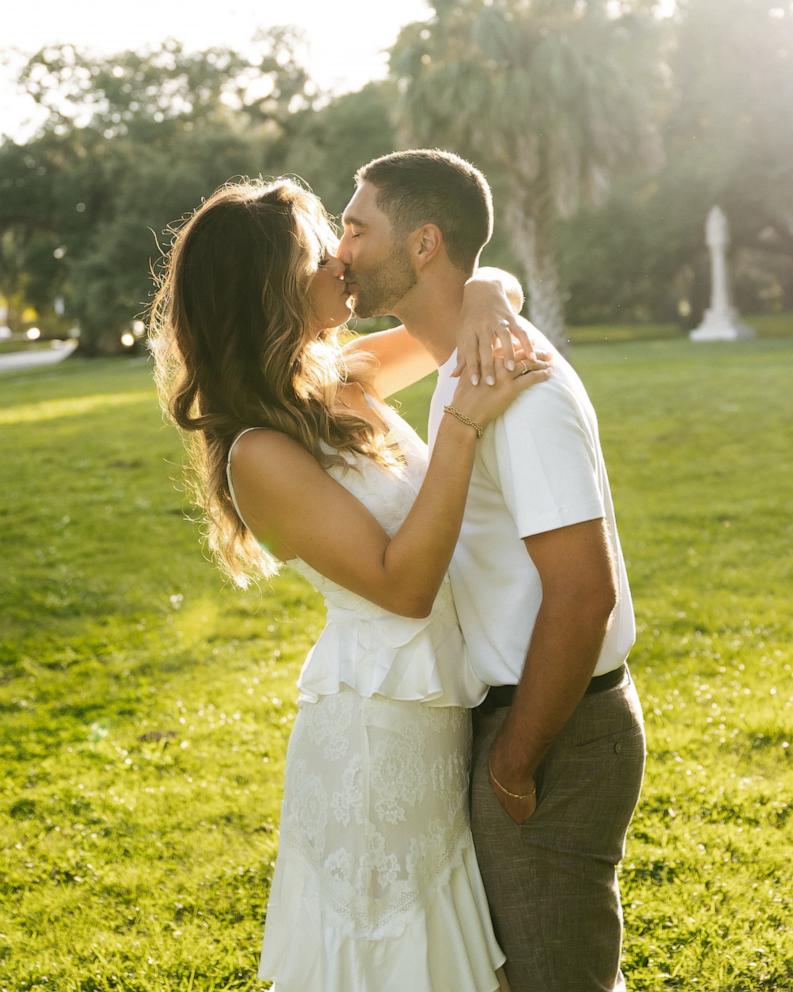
[343,324,436,399]
[228,361,551,617]
[230,416,476,617]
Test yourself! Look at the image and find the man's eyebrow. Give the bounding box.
[341,214,367,228]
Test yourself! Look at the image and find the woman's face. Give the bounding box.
[307,233,353,333]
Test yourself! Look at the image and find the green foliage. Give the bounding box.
[561,0,793,324]
[0,35,316,353]
[269,81,398,217]
[390,0,665,343]
[1,2,792,348]
[0,41,398,355]
[16,34,314,136]
[1,334,792,989]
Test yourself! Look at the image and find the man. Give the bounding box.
[337,148,646,991]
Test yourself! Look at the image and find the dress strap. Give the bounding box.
[226,427,264,531]
[362,390,396,437]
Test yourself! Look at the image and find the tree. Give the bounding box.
[390,0,664,346]
[271,81,398,216]
[15,32,315,139]
[658,0,793,319]
[1,33,313,353]
[558,0,793,325]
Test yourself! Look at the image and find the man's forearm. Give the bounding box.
[494,595,613,778]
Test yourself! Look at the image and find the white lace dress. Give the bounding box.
[227,398,505,992]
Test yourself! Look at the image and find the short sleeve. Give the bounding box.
[489,376,605,539]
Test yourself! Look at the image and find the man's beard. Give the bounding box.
[350,241,417,318]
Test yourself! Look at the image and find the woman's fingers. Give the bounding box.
[478,332,497,387]
[513,365,553,391]
[485,316,532,382]
[509,321,536,363]
[452,324,553,384]
[454,357,551,429]
[491,319,518,375]
[511,357,551,378]
[457,332,484,385]
[490,355,552,392]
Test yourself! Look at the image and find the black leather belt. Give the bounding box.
[478,664,628,712]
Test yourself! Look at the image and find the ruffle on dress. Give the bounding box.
[259,836,505,992]
[296,587,487,709]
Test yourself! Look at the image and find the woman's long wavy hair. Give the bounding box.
[148,176,396,589]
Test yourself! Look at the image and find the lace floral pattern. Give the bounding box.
[259,400,505,989]
[268,399,479,936]
[279,689,472,937]
[304,690,353,760]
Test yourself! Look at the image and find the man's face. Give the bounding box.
[338,182,417,318]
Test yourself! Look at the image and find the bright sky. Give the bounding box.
[0,0,432,140]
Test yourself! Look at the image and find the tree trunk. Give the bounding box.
[504,186,567,352]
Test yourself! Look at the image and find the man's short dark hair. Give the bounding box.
[355,149,493,274]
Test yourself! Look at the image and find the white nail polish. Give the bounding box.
[471,374,479,386]
[486,375,495,386]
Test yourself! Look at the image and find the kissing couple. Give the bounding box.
[150,148,646,991]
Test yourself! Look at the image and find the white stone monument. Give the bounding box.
[0,300,10,338]
[690,206,754,341]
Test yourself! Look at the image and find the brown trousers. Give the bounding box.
[470,670,645,992]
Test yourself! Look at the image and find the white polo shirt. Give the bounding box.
[428,335,635,686]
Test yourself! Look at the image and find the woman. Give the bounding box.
[148,176,551,991]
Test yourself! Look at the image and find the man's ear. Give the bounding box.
[412,223,443,269]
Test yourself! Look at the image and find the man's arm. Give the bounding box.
[488,518,618,822]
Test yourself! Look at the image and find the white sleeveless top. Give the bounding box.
[225,395,487,709]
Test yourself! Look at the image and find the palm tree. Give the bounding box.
[391,0,664,348]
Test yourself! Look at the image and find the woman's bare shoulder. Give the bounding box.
[230,426,303,460]
[229,428,325,492]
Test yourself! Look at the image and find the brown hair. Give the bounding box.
[148,177,396,588]
[355,149,493,273]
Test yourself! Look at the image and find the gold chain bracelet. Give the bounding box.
[488,760,536,801]
[443,404,483,439]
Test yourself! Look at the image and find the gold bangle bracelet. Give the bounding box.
[488,760,536,801]
[443,404,483,439]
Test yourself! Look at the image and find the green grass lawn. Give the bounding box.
[0,340,71,355]
[564,311,793,345]
[1,336,792,992]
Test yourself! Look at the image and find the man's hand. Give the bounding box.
[488,732,537,824]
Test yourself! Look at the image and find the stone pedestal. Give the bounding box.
[690,206,754,341]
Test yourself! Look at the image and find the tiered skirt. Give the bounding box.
[258,689,505,991]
